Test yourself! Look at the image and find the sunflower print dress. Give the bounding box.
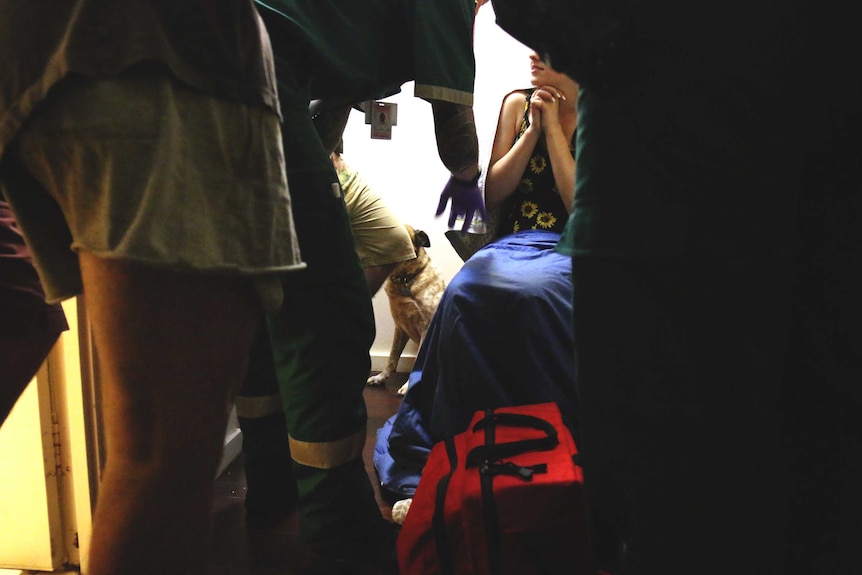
[496,88,575,236]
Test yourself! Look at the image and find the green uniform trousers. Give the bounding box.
[238,87,382,551]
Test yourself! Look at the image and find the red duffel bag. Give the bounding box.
[396,402,598,575]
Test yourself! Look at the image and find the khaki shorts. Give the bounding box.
[336,164,415,269]
[0,65,304,309]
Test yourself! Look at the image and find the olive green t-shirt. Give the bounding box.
[0,1,279,157]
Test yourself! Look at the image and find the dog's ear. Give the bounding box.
[414,230,431,248]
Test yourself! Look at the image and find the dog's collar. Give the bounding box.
[390,261,428,285]
[390,271,419,285]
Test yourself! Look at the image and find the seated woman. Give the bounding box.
[375,53,580,498]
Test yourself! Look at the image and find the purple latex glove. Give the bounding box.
[435,174,489,232]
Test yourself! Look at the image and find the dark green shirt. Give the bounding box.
[556,3,803,259]
[255,0,475,107]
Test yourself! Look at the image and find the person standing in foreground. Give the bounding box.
[233,1,487,572]
[0,3,303,574]
[493,1,862,573]
[237,145,414,530]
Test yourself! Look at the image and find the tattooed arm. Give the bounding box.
[430,99,487,230]
[430,100,480,182]
[309,100,353,155]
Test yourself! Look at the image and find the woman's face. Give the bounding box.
[528,52,564,87]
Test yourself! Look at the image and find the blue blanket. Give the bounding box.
[374,230,578,498]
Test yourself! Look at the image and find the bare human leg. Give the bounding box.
[79,252,261,575]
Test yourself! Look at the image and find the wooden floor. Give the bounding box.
[206,375,407,574]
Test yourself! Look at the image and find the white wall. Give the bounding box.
[340,5,533,369]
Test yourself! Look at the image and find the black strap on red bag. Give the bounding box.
[432,408,562,575]
[465,410,559,469]
[433,436,460,575]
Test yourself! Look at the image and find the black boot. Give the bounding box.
[294,458,399,574]
[240,409,299,527]
[238,319,298,527]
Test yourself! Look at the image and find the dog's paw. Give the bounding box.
[366,373,387,386]
[396,381,409,396]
